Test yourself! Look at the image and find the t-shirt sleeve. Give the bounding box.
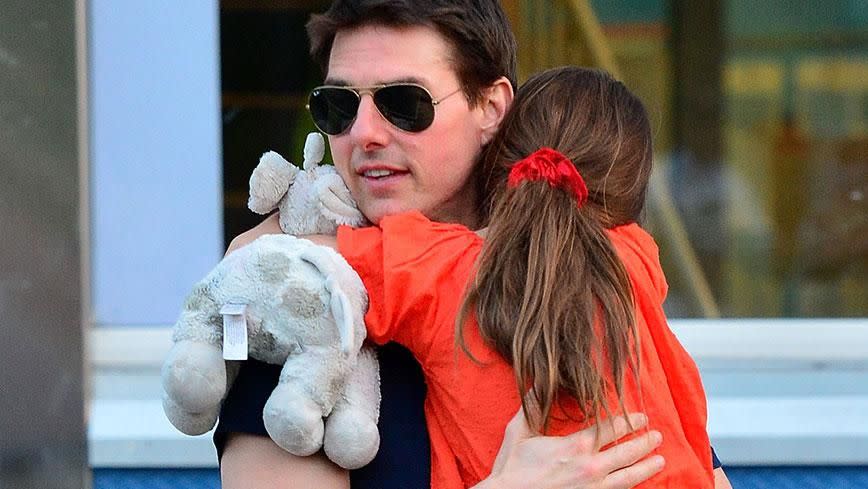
[336,212,482,361]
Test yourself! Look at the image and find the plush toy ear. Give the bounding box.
[248,151,299,214]
[316,173,367,227]
[325,276,355,355]
[299,249,356,354]
[302,132,326,171]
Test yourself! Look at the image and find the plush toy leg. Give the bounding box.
[323,347,381,469]
[161,359,240,434]
[263,347,345,457]
[161,391,220,435]
[263,384,324,457]
[161,340,227,434]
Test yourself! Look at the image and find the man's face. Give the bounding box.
[325,24,488,227]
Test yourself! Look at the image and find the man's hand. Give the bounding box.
[476,407,664,489]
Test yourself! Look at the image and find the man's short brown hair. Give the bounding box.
[307,0,518,106]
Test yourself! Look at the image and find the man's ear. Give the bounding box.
[478,76,514,146]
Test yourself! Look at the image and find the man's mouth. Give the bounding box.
[358,167,408,180]
[362,169,397,178]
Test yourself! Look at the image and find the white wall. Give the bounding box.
[89,0,223,326]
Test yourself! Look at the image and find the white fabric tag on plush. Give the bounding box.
[220,303,249,360]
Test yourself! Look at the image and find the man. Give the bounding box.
[217,1,729,488]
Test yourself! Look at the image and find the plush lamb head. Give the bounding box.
[248,132,367,235]
[162,133,380,469]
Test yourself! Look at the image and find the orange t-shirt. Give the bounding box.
[337,211,713,489]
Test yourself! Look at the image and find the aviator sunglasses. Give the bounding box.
[306,83,462,135]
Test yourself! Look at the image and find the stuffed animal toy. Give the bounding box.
[161,133,380,470]
[248,132,365,234]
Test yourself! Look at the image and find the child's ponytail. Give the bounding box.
[459,148,637,431]
[458,67,653,432]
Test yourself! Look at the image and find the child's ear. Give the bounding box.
[478,76,514,146]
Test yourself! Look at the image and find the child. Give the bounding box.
[332,67,713,488]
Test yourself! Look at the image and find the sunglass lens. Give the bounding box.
[308,88,359,135]
[375,85,435,132]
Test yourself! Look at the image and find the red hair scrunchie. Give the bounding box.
[507,147,589,207]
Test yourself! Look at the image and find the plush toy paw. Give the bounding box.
[302,132,326,170]
[263,383,326,456]
[161,391,220,435]
[248,151,299,214]
[323,403,380,469]
[162,340,227,415]
[161,340,226,435]
[322,347,381,469]
[314,172,366,227]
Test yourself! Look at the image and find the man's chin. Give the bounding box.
[360,203,413,225]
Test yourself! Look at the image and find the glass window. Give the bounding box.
[504,0,866,317]
[718,0,867,318]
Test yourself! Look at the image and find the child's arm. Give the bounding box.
[225,213,283,255]
[303,233,338,250]
[224,215,336,254]
[714,468,734,488]
[221,434,348,489]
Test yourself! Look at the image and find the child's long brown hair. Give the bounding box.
[458,67,653,432]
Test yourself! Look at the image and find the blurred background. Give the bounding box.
[1,0,866,488]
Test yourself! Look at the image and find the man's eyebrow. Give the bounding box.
[389,76,427,85]
[321,76,428,87]
[323,78,350,86]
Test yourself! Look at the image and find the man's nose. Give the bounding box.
[348,94,389,151]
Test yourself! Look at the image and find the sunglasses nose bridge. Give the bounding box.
[355,87,402,132]
[354,87,377,99]
[347,87,377,120]
[349,91,393,137]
